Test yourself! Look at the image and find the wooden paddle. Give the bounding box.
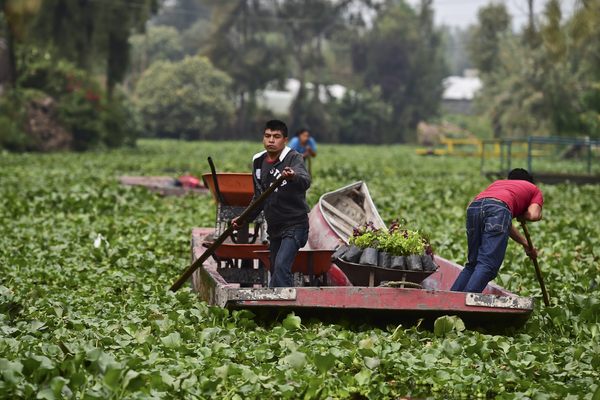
[520,221,550,306]
[169,174,286,292]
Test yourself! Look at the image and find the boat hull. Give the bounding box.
[191,228,533,330]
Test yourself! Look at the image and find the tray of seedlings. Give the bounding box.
[332,221,438,287]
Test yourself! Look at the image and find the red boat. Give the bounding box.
[119,175,208,196]
[191,181,534,330]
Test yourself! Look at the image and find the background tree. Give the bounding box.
[29,0,157,96]
[352,0,446,142]
[202,0,288,136]
[134,56,234,140]
[467,3,511,75]
[129,26,184,88]
[0,0,41,88]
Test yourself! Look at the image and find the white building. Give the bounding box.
[442,70,482,115]
[257,78,347,115]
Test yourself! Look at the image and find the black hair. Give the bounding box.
[264,120,288,137]
[507,168,535,183]
[295,128,309,137]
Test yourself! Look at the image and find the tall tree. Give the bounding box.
[352,0,446,142]
[0,0,41,88]
[203,0,287,135]
[467,3,511,74]
[29,0,157,96]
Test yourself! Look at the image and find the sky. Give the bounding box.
[405,0,579,30]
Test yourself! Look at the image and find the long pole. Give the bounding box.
[520,221,550,306]
[169,175,285,292]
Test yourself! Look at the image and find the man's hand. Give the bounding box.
[282,166,295,180]
[231,217,242,229]
[524,245,538,259]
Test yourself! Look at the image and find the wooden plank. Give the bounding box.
[328,216,353,239]
[322,200,361,228]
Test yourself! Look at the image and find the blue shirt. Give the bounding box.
[288,137,317,155]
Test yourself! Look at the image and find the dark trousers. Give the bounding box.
[451,198,511,293]
[268,224,309,287]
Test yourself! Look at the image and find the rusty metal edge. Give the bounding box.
[465,293,534,310]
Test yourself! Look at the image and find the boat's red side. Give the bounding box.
[191,228,533,329]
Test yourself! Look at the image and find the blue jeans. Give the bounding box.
[450,198,511,293]
[269,224,309,287]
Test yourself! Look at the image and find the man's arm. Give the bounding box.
[287,153,311,190]
[509,224,538,258]
[520,203,542,222]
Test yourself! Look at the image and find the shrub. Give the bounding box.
[0,46,142,152]
[134,56,234,140]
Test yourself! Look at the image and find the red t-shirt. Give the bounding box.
[475,180,543,217]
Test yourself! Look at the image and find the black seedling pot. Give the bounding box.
[359,247,379,266]
[421,254,437,271]
[407,254,423,271]
[332,245,349,261]
[378,251,392,268]
[391,255,406,269]
[343,245,363,263]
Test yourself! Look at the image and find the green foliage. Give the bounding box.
[1,47,142,152]
[0,93,30,151]
[28,0,156,93]
[474,1,600,138]
[331,86,393,144]
[134,56,234,140]
[353,0,446,142]
[467,3,511,74]
[129,26,184,82]
[0,140,599,398]
[378,230,426,256]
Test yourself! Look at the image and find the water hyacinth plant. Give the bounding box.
[350,220,430,257]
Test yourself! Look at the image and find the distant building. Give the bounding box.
[257,79,347,115]
[441,69,482,115]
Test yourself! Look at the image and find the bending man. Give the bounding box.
[451,168,544,293]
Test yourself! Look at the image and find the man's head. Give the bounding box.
[508,168,535,183]
[263,120,288,155]
[296,128,310,145]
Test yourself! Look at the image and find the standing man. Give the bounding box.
[289,128,317,162]
[451,168,544,293]
[232,120,311,287]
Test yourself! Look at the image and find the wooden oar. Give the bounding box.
[520,221,550,306]
[169,174,285,291]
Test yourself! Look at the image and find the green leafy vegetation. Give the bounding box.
[134,56,234,140]
[1,140,599,398]
[350,222,428,257]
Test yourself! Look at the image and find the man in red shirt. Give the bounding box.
[450,168,543,293]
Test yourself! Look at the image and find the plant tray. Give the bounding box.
[333,257,436,287]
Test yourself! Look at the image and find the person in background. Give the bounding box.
[232,120,311,287]
[289,128,317,162]
[450,168,543,293]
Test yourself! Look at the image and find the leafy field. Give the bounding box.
[1,140,599,399]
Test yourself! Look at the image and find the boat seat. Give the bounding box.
[254,249,334,285]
